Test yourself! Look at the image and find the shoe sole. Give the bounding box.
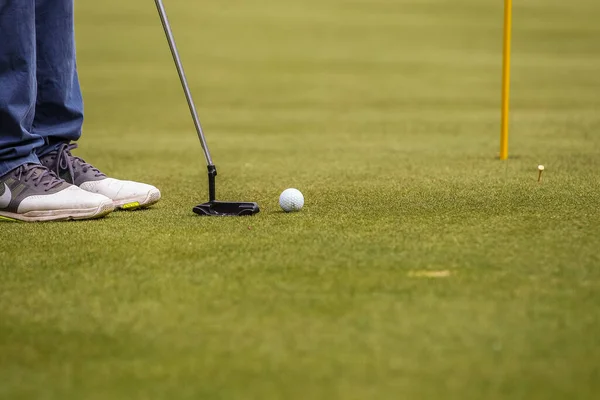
[114,189,161,211]
[0,201,114,222]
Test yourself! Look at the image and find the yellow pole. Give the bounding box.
[500,0,512,160]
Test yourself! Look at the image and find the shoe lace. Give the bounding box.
[54,143,106,182]
[16,164,64,191]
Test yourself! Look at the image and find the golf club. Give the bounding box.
[153,0,260,216]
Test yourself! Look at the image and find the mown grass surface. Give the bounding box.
[1,0,600,398]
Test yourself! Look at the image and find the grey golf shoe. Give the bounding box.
[0,164,114,222]
[40,143,161,210]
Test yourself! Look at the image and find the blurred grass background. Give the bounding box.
[1,0,600,398]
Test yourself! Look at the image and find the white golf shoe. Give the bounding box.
[40,143,161,210]
[0,164,114,222]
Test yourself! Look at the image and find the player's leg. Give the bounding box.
[32,0,82,154]
[0,0,41,173]
[34,0,161,210]
[0,0,114,222]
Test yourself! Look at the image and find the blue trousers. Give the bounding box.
[0,0,82,176]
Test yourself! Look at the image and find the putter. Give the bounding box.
[154,0,259,216]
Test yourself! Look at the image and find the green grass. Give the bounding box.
[2,0,600,398]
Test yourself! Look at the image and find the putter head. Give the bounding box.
[193,201,260,216]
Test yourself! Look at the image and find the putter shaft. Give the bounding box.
[154,0,213,166]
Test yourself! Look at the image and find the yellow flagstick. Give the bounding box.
[500,0,512,160]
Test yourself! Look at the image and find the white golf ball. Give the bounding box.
[279,188,304,212]
[538,165,545,171]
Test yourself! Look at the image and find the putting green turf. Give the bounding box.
[1,0,600,398]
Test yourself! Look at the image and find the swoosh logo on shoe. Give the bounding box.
[0,183,11,208]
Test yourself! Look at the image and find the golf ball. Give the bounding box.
[279,188,304,212]
[538,165,545,171]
